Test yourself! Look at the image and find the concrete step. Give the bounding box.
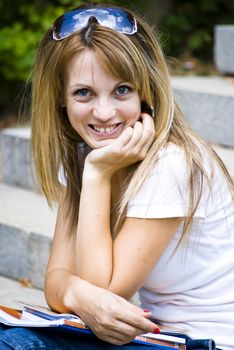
[214,25,234,74]
[171,76,234,147]
[0,275,47,309]
[0,182,56,289]
[0,127,39,191]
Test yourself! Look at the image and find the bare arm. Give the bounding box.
[75,114,181,299]
[76,170,180,298]
[45,189,158,345]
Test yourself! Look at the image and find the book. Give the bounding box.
[0,303,186,349]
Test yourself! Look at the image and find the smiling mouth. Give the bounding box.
[89,123,121,134]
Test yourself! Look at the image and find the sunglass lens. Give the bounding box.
[53,8,137,40]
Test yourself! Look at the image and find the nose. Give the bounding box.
[93,98,115,122]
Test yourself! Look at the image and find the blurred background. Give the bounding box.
[0,0,233,128]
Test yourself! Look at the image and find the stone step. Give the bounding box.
[1,120,233,193]
[0,127,39,191]
[0,182,56,289]
[0,275,47,309]
[172,76,234,147]
[214,25,234,74]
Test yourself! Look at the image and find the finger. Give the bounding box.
[122,115,154,154]
[92,323,137,345]
[107,318,160,342]
[115,126,133,147]
[101,329,135,344]
[143,310,153,318]
[141,111,154,122]
[116,309,159,334]
[122,121,143,151]
[120,120,153,161]
[141,113,155,141]
[138,114,155,150]
[96,323,146,345]
[101,126,133,157]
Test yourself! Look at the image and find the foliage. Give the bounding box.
[1,6,60,81]
[0,1,71,115]
[0,0,233,117]
[0,0,108,116]
[160,0,234,60]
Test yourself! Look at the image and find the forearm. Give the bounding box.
[45,267,92,314]
[45,265,159,344]
[45,268,76,312]
[75,117,156,291]
[76,167,113,287]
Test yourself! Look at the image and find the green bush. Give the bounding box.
[160,0,234,60]
[0,1,77,116]
[0,0,233,118]
[0,0,121,117]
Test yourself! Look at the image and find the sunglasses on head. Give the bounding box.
[52,7,138,41]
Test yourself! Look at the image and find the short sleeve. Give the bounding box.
[127,145,207,219]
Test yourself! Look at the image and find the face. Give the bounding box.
[64,50,141,148]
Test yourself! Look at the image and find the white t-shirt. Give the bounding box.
[127,144,234,350]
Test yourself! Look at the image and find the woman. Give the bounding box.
[1,2,233,349]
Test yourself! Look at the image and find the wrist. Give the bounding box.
[63,276,93,314]
[83,160,113,182]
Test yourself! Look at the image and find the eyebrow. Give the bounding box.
[68,83,93,88]
[67,81,130,90]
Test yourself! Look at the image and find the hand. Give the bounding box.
[85,113,155,178]
[64,277,159,345]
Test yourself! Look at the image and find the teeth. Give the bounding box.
[93,125,117,133]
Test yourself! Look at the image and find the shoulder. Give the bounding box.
[152,143,188,180]
[127,142,216,218]
[155,142,216,180]
[127,144,191,218]
[158,143,185,157]
[158,143,186,163]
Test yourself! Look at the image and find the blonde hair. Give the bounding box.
[31,3,234,239]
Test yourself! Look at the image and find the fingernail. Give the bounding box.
[144,310,151,312]
[153,327,160,334]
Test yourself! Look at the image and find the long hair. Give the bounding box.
[31,2,234,239]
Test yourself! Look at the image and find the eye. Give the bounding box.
[74,88,91,98]
[116,85,132,96]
